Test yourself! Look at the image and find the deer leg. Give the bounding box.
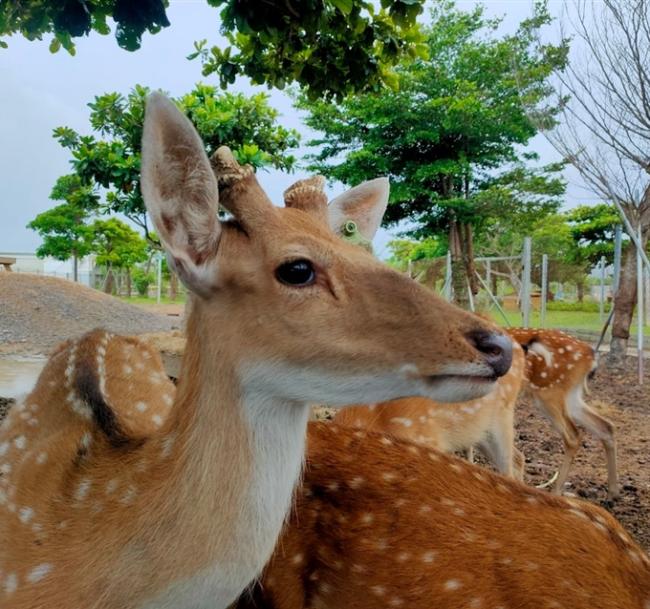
[480,429,514,478]
[512,447,526,481]
[465,445,475,464]
[533,394,582,495]
[571,405,619,500]
[481,406,519,478]
[554,426,581,496]
[602,436,619,501]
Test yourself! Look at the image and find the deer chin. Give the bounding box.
[421,373,498,403]
[398,361,499,403]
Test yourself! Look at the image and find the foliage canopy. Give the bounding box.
[27,174,98,263]
[53,83,299,241]
[1,0,426,99]
[300,1,568,238]
[88,217,148,270]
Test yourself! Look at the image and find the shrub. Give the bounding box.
[546,300,611,313]
[132,268,154,297]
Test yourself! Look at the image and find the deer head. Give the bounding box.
[142,92,512,407]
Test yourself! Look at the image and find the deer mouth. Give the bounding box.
[421,371,498,402]
[426,372,498,385]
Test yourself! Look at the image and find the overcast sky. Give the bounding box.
[0,0,588,257]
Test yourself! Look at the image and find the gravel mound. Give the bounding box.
[0,273,176,354]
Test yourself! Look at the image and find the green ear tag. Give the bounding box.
[340,220,374,254]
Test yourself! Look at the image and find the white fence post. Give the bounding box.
[156,253,163,305]
[599,256,606,323]
[637,226,644,384]
[540,254,548,328]
[521,237,532,328]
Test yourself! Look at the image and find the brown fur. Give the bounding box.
[238,423,650,609]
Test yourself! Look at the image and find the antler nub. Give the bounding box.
[284,175,326,205]
[210,146,254,188]
[283,176,328,222]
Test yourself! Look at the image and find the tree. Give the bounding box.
[565,204,622,266]
[299,1,567,306]
[1,0,425,100]
[386,237,447,288]
[53,83,300,243]
[27,174,99,281]
[528,0,650,366]
[88,218,148,295]
[529,214,588,301]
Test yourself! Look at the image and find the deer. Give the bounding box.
[333,339,527,479]
[236,422,650,609]
[508,327,619,500]
[0,92,513,609]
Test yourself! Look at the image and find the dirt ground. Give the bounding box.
[514,358,650,551]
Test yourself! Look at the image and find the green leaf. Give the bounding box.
[329,0,354,15]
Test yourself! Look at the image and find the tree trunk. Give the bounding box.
[605,189,650,368]
[168,272,178,301]
[462,223,479,297]
[145,251,154,274]
[576,280,585,303]
[104,267,115,295]
[606,240,646,368]
[448,219,480,309]
[126,268,132,298]
[449,220,468,308]
[73,254,78,283]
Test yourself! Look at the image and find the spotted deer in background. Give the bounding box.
[334,339,526,478]
[0,93,512,609]
[235,422,649,609]
[509,328,618,500]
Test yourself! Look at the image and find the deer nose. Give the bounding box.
[465,330,513,378]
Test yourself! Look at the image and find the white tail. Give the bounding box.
[236,423,650,609]
[508,328,618,500]
[333,340,526,478]
[0,93,514,609]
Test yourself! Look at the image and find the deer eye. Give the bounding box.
[275,259,316,287]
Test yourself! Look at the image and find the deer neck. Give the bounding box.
[145,308,310,608]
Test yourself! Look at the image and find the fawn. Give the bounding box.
[237,423,650,609]
[0,93,511,609]
[509,328,618,499]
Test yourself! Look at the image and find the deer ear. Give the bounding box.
[328,178,390,242]
[141,92,222,296]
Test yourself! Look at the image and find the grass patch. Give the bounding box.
[488,309,650,338]
[119,295,187,306]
